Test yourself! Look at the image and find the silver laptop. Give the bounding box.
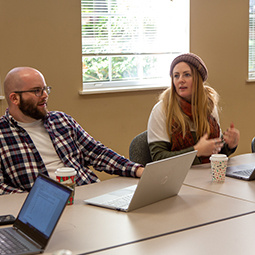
[84,150,197,212]
[0,173,72,255]
[226,163,255,181]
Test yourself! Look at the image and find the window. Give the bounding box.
[81,0,190,94]
[249,0,255,80]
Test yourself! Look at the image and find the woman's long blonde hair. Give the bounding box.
[160,63,219,140]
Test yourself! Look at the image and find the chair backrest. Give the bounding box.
[129,131,152,166]
[252,137,255,153]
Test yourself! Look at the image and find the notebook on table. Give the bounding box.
[0,173,72,255]
[226,163,255,181]
[84,150,197,212]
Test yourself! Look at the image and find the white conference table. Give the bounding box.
[2,175,255,254]
[92,212,255,255]
[184,153,255,202]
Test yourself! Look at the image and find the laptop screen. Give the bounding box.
[14,174,71,248]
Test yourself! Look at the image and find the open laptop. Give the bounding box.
[0,173,72,255]
[226,163,255,181]
[84,150,197,212]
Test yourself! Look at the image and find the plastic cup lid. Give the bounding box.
[55,167,76,177]
[209,154,228,161]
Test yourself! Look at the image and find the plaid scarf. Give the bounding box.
[171,98,220,163]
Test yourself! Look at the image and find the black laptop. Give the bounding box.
[226,163,255,181]
[0,173,72,254]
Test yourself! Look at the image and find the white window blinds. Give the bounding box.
[249,0,255,80]
[81,0,190,92]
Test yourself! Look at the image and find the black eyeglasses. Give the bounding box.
[13,86,52,97]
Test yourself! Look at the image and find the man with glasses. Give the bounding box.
[0,67,144,195]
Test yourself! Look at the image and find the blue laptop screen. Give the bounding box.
[17,175,70,238]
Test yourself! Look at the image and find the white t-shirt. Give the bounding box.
[18,120,65,179]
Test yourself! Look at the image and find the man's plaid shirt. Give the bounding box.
[0,109,141,195]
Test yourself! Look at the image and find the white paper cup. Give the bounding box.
[209,154,228,182]
[55,167,76,205]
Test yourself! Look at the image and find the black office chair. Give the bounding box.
[252,137,255,153]
[129,131,152,166]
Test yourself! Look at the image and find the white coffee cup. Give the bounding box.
[209,154,228,182]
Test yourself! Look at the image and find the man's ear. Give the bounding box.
[9,93,20,105]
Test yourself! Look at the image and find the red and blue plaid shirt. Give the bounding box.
[0,109,141,195]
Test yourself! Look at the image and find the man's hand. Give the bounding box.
[136,167,144,178]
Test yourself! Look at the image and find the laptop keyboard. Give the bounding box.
[0,228,30,254]
[233,169,253,176]
[102,194,133,208]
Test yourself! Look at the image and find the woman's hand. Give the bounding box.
[223,123,240,149]
[194,134,223,157]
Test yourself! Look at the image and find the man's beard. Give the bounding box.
[19,95,47,120]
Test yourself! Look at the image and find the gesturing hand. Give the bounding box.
[194,134,223,157]
[223,123,240,149]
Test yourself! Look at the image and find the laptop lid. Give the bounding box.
[85,150,197,212]
[226,163,255,181]
[127,150,197,211]
[13,173,72,249]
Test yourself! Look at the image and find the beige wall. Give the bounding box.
[0,0,253,180]
[190,0,251,155]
